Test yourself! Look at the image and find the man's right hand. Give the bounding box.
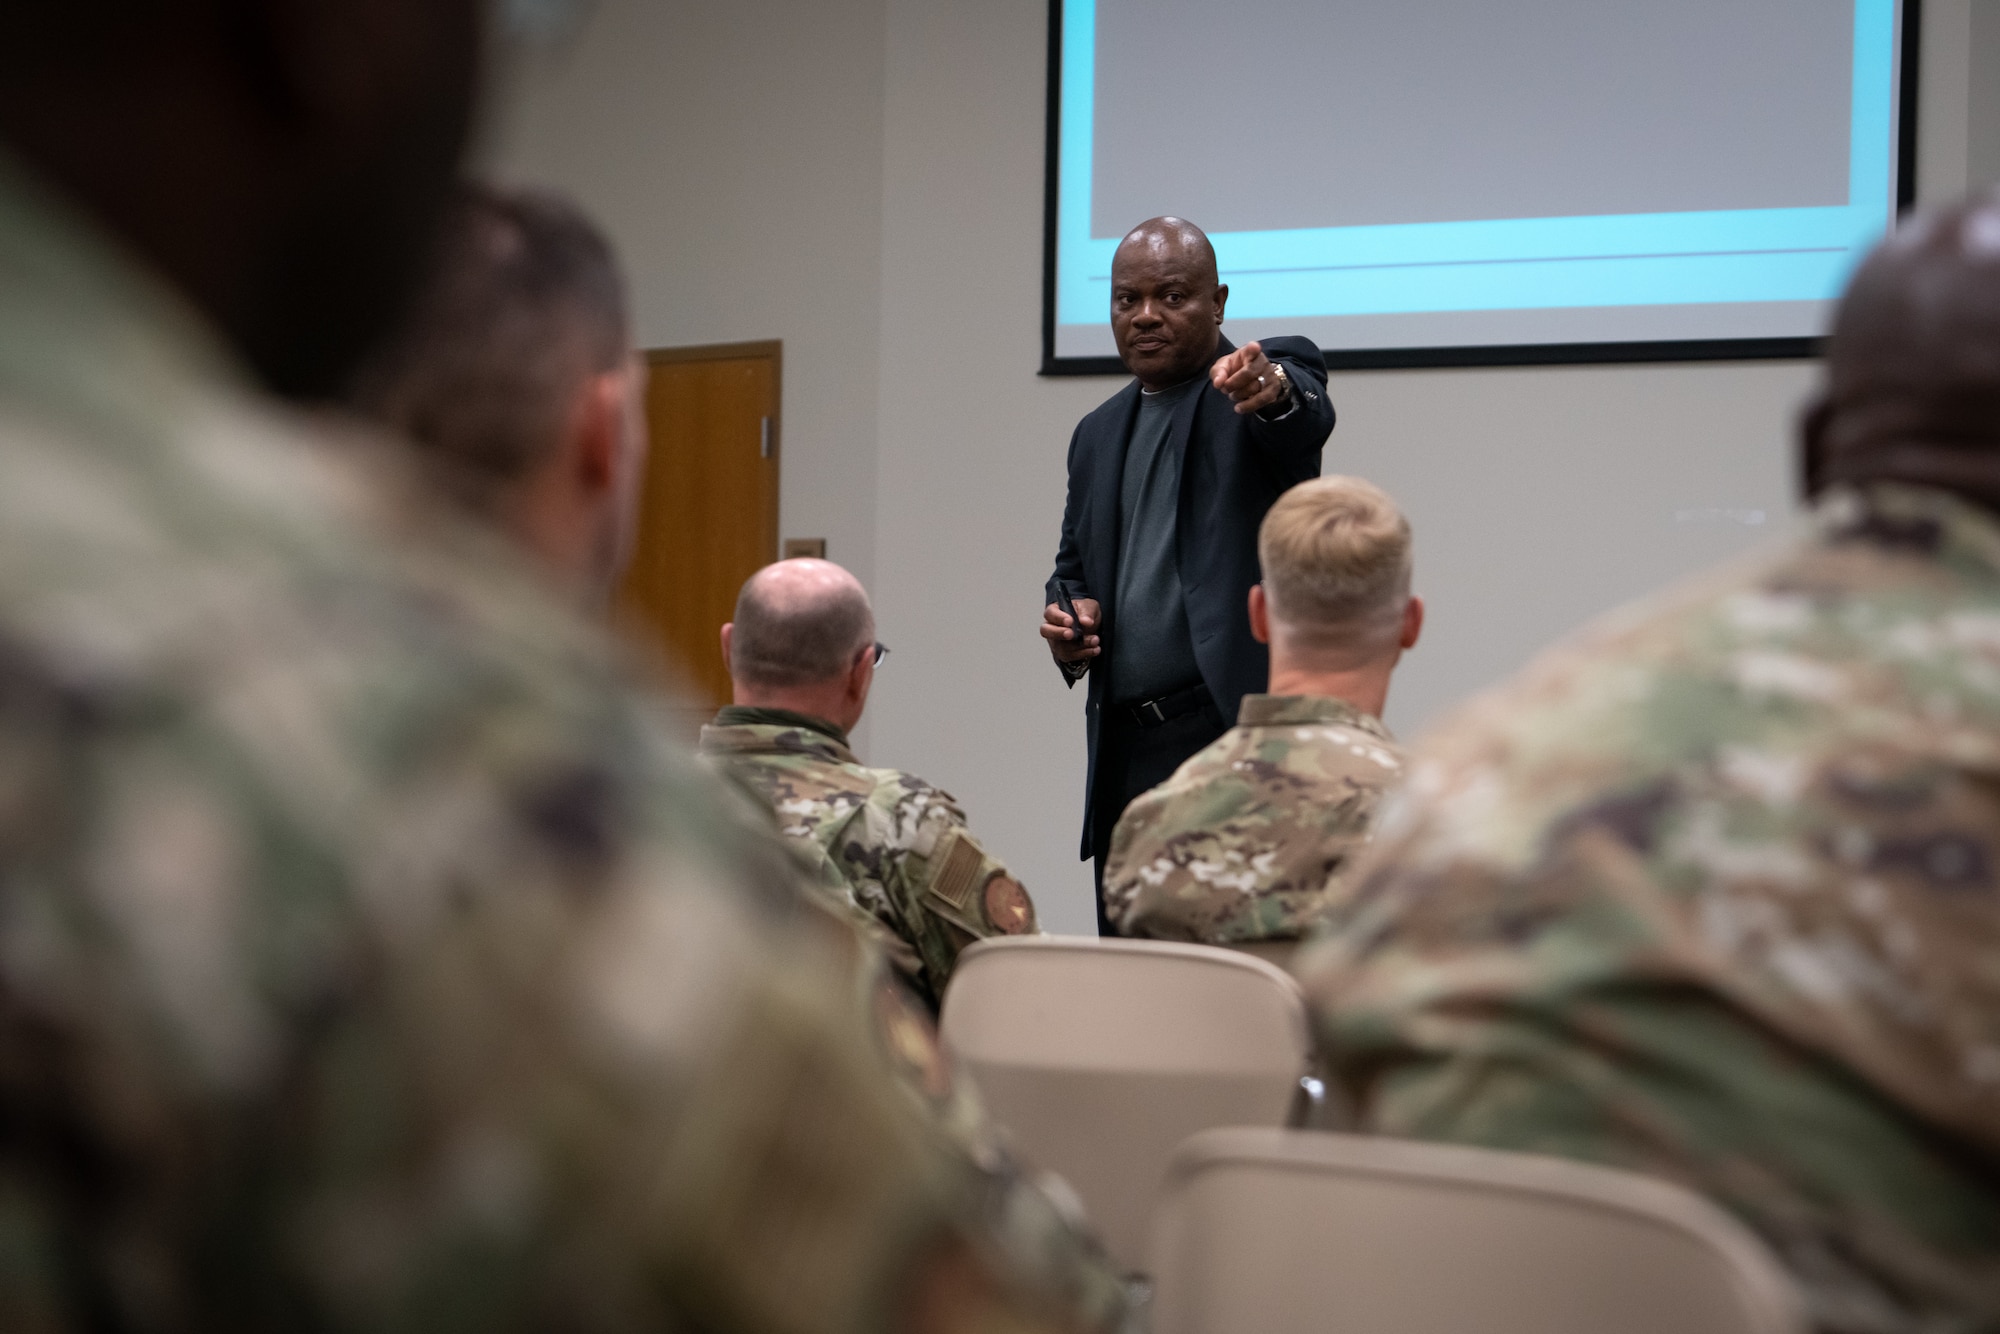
[1040,597,1102,665]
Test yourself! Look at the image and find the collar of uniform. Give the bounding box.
[1236,693,1393,741]
[0,148,249,428]
[713,705,849,745]
[703,707,856,763]
[1816,481,2000,581]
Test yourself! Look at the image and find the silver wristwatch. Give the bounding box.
[1259,362,1300,421]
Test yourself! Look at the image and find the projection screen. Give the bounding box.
[1042,0,1915,372]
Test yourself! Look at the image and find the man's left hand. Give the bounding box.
[1210,341,1289,416]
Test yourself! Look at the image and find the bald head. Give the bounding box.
[1806,190,2000,509]
[728,560,876,690]
[1111,216,1227,388]
[1116,217,1219,286]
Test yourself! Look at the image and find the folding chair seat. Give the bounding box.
[1149,1127,1806,1334]
[938,936,1314,1272]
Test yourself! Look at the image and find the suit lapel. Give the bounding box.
[1086,382,1140,623]
[1173,335,1234,547]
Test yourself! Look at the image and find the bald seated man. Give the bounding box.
[703,559,1040,1007]
[1298,194,2000,1332]
[1043,216,1335,933]
[1104,476,1420,963]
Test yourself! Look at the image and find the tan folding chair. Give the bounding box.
[1149,1128,1807,1334]
[1223,939,1299,971]
[937,936,1315,1273]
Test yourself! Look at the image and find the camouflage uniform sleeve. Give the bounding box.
[859,774,1039,1006]
[703,749,933,985]
[1299,788,2000,1333]
[1102,779,1185,935]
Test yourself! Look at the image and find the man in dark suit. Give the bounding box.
[1041,216,1336,932]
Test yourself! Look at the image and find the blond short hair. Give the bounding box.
[1258,476,1412,654]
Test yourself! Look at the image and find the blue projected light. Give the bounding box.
[1046,0,1908,368]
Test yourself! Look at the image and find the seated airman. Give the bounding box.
[1104,475,1421,960]
[702,559,1039,1008]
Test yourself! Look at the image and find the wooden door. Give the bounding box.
[617,341,780,734]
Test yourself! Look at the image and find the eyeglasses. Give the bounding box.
[870,642,891,667]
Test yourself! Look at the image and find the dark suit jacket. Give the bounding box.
[1045,335,1335,857]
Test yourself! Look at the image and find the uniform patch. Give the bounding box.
[926,829,983,913]
[983,874,1036,935]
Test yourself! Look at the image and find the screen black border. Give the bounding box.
[1040,0,1921,376]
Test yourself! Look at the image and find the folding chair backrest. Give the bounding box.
[938,937,1311,1272]
[1149,1128,1807,1334]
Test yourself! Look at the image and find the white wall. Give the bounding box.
[492,0,888,750]
[1973,1,2000,188]
[490,0,889,604]
[1924,0,1975,200]
[498,0,1991,936]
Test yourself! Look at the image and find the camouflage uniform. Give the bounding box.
[700,708,1039,1007]
[0,155,1097,1333]
[699,715,1123,1316]
[1103,694,1402,944]
[1297,483,2000,1333]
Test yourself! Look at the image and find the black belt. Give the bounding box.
[1120,682,1212,729]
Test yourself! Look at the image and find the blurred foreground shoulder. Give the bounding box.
[1298,484,2000,1333]
[0,167,1072,1333]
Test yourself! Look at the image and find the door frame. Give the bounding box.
[643,339,783,565]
